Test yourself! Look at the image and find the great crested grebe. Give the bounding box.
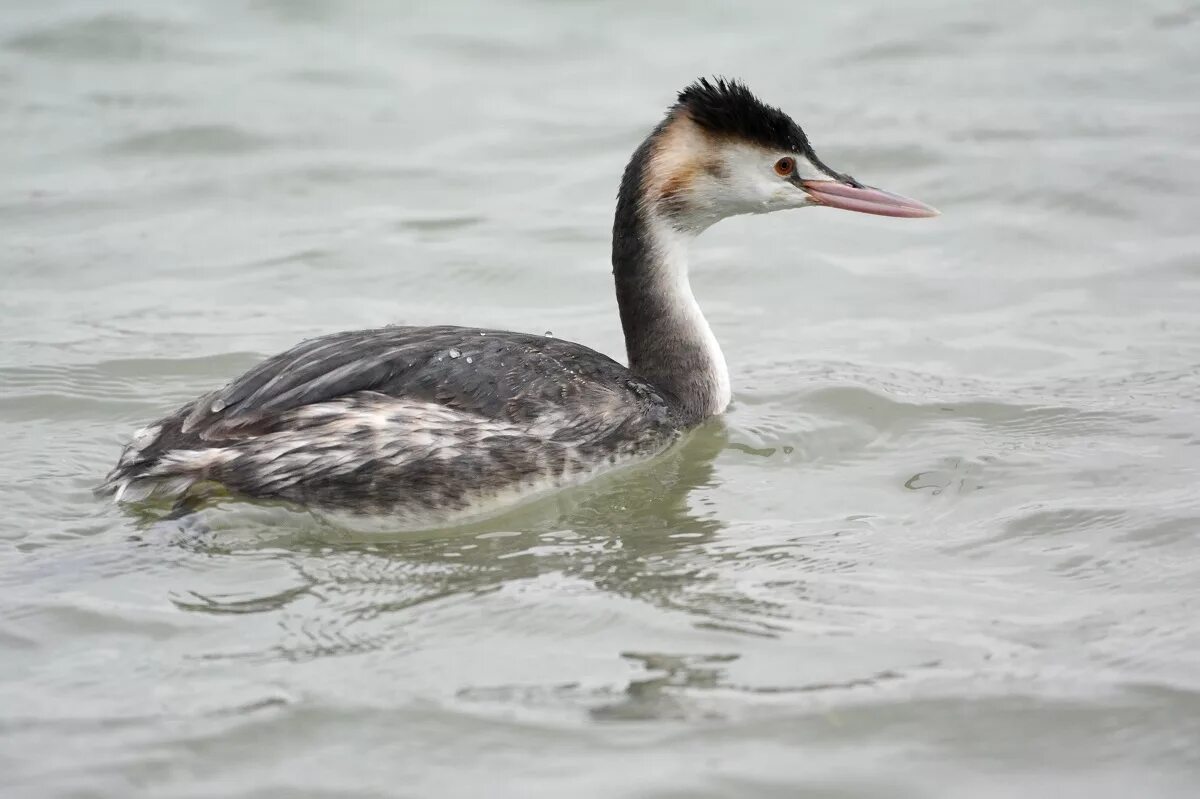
[101,78,936,524]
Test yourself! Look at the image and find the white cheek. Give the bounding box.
[719,146,814,213]
[730,172,781,211]
[766,181,811,211]
[724,170,811,213]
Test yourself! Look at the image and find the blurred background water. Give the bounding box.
[2,1,1200,796]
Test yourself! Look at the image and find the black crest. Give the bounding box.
[675,77,812,154]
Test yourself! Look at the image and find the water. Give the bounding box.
[2,1,1199,796]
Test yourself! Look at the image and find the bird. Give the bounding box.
[99,77,937,527]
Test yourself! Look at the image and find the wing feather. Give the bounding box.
[101,325,678,502]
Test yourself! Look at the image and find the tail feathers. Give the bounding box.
[99,473,196,504]
[98,448,235,504]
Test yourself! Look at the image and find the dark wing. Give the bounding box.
[103,325,677,489]
[187,325,662,427]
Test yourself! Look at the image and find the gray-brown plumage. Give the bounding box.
[101,327,682,523]
[100,78,936,523]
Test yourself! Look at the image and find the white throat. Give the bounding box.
[641,213,732,416]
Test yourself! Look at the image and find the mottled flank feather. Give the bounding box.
[99,326,685,521]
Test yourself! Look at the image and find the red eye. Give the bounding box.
[774,157,795,176]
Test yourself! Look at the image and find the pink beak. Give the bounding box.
[801,179,939,218]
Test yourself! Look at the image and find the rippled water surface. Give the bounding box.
[3,1,1200,796]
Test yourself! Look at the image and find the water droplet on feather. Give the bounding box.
[465,357,473,364]
[210,399,227,413]
[448,348,461,359]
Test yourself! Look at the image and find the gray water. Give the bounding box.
[3,1,1200,796]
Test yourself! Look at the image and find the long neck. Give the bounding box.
[612,137,731,423]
